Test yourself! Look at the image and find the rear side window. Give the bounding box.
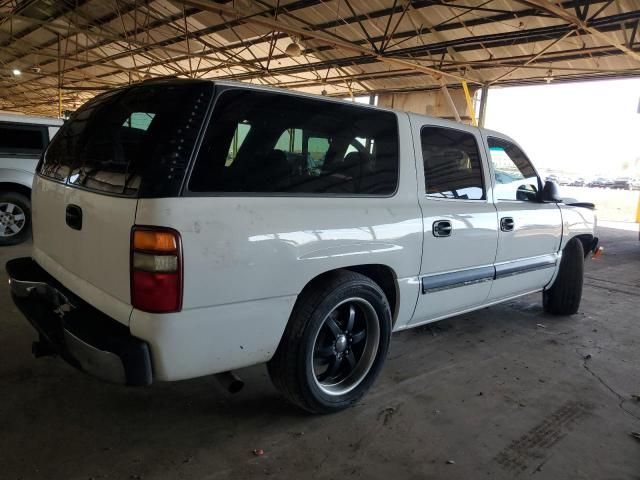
[421,127,485,200]
[40,82,212,197]
[189,89,399,195]
[0,123,47,155]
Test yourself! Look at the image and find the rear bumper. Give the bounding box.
[6,257,152,386]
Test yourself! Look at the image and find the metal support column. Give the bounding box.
[440,81,461,122]
[57,33,62,118]
[478,84,489,128]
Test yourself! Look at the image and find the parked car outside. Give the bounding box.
[587,177,612,188]
[569,177,585,187]
[611,177,634,190]
[0,112,63,245]
[558,176,572,186]
[6,80,597,413]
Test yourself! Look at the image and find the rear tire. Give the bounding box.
[543,238,584,315]
[0,192,31,246]
[268,270,392,414]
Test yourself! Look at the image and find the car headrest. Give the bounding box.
[266,149,289,173]
[343,151,362,168]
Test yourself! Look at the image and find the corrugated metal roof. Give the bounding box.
[0,0,638,115]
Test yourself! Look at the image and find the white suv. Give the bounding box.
[0,112,63,245]
[6,80,597,413]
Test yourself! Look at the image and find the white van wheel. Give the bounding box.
[0,192,31,246]
[268,270,392,414]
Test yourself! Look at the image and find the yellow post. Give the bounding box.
[461,80,477,127]
[636,194,640,223]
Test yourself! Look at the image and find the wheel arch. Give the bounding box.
[570,233,595,258]
[297,264,399,327]
[0,182,32,199]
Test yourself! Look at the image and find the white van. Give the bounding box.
[7,80,597,413]
[0,112,63,245]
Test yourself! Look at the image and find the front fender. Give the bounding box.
[559,204,596,250]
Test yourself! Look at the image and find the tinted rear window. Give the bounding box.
[421,127,485,200]
[189,89,399,195]
[40,82,212,197]
[0,123,47,155]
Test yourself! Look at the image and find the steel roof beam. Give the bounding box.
[9,7,637,95]
[182,12,640,83]
[181,0,473,83]
[69,4,638,83]
[0,0,613,87]
[521,0,640,63]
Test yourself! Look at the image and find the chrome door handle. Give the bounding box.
[500,217,514,232]
[432,220,452,237]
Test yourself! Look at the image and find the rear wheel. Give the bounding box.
[543,238,584,315]
[0,192,31,246]
[268,270,392,413]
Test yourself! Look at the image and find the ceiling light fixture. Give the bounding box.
[285,35,303,57]
[285,42,302,57]
[12,69,21,76]
[545,69,553,84]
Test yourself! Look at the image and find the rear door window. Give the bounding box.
[421,126,485,200]
[189,89,399,195]
[0,123,48,156]
[40,82,212,197]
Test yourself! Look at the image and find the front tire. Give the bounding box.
[0,192,31,246]
[543,238,585,315]
[268,270,392,414]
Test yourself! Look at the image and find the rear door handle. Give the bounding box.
[66,204,83,230]
[432,220,452,237]
[500,217,514,232]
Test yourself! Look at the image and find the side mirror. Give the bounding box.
[516,184,538,202]
[541,180,562,202]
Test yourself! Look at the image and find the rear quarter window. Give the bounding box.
[188,89,399,196]
[40,82,212,197]
[0,123,48,156]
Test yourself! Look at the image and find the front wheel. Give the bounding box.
[543,238,585,315]
[0,192,31,246]
[268,270,392,414]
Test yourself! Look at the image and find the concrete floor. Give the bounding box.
[1,227,639,480]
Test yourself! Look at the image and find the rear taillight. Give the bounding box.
[131,226,182,313]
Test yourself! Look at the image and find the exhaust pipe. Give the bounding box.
[215,371,244,393]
